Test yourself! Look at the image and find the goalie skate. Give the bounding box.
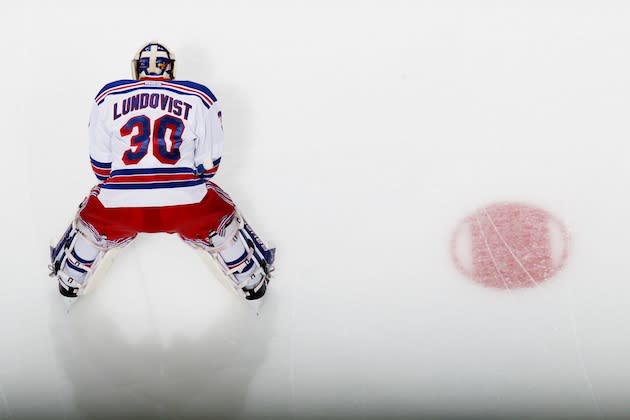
[185,211,276,302]
[49,218,125,299]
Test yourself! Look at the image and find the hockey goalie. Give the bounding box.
[49,41,275,302]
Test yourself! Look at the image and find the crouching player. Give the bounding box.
[49,41,275,302]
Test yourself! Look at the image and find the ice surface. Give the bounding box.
[2,1,630,418]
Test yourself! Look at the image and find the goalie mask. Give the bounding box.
[131,41,176,80]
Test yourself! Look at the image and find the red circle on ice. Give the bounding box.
[450,202,569,289]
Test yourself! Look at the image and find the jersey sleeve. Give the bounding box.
[88,101,112,181]
[194,101,224,180]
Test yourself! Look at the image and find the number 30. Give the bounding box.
[121,115,184,165]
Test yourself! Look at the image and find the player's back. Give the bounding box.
[89,78,221,208]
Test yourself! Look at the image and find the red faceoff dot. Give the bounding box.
[450,202,569,289]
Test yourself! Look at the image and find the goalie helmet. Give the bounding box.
[131,41,176,80]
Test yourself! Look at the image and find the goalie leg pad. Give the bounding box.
[241,222,276,276]
[49,217,118,298]
[185,211,275,300]
[211,215,268,300]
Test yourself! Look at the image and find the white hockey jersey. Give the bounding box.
[88,78,224,208]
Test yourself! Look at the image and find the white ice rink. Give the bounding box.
[2,1,630,418]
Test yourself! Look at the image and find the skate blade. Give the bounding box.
[246,296,267,317]
[62,296,79,314]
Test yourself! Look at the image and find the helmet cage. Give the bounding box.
[132,42,176,80]
[137,56,174,77]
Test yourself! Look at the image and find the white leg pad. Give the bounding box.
[182,210,273,300]
[50,216,131,298]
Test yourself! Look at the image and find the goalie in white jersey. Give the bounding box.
[50,41,275,301]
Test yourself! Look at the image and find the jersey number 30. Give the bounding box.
[121,115,184,165]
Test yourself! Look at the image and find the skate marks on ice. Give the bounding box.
[450,202,569,290]
[49,299,271,419]
[0,382,12,420]
[47,238,274,419]
[449,202,603,416]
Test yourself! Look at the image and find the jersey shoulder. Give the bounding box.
[94,79,142,104]
[167,80,218,103]
[93,78,219,108]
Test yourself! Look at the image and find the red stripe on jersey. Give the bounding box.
[91,166,111,176]
[105,173,198,183]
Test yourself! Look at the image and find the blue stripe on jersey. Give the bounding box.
[96,86,213,108]
[95,80,138,100]
[90,157,112,168]
[96,175,108,181]
[167,80,218,102]
[101,179,205,190]
[110,167,195,177]
[195,160,220,176]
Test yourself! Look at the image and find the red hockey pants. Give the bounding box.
[78,184,235,243]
